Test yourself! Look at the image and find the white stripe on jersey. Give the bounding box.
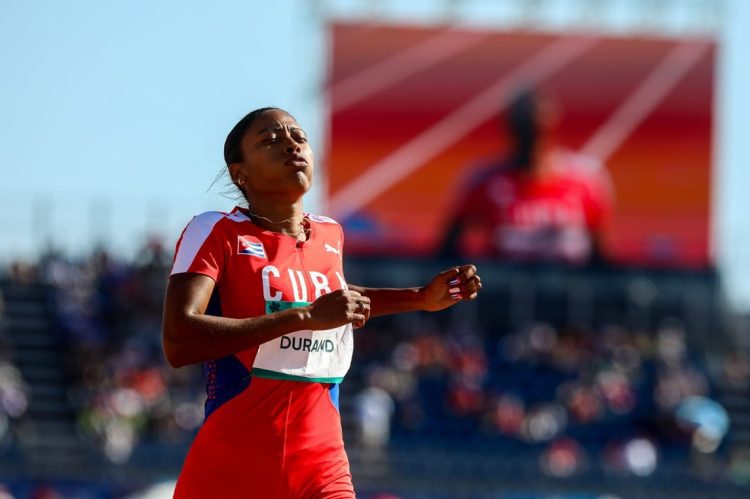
[227,209,251,223]
[307,214,338,224]
[171,211,226,275]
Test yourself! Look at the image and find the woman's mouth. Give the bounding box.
[285,154,308,168]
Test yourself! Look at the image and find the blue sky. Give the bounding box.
[1,0,749,308]
[0,0,323,256]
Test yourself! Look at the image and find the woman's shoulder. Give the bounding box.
[180,210,249,238]
[183,210,228,228]
[186,208,250,226]
[306,213,344,238]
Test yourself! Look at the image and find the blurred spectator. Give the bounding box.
[0,361,29,420]
[354,367,395,472]
[483,393,525,437]
[675,396,729,454]
[522,403,567,443]
[0,349,29,452]
[540,437,587,478]
[559,381,604,424]
[603,437,659,477]
[354,367,395,449]
[653,324,709,412]
[446,334,488,417]
[722,351,750,391]
[446,375,485,417]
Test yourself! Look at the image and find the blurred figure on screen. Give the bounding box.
[441,88,613,265]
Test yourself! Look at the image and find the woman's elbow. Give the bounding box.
[163,344,187,369]
[162,338,184,368]
[161,324,190,368]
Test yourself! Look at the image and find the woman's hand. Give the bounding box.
[303,289,371,330]
[419,264,482,312]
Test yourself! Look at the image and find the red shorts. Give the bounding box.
[174,378,354,499]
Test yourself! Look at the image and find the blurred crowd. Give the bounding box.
[1,245,750,490]
[2,242,205,465]
[45,242,205,464]
[351,317,750,483]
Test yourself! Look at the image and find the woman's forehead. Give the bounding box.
[252,109,300,132]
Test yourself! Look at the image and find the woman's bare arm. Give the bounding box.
[162,273,369,368]
[349,264,481,319]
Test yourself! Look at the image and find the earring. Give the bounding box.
[236,177,244,186]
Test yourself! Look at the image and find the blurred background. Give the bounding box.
[1,0,749,497]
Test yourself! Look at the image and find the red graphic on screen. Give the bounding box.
[326,23,714,268]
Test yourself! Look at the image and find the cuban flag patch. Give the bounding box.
[238,235,267,258]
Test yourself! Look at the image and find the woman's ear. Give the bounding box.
[228,163,241,184]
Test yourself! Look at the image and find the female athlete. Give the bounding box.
[162,107,482,498]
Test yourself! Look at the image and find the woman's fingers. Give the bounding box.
[447,266,482,300]
[447,264,477,285]
[347,295,370,327]
[439,266,461,281]
[460,275,482,293]
[448,266,480,286]
[351,298,369,328]
[359,300,371,321]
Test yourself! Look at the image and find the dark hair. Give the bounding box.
[223,107,280,166]
[506,89,538,168]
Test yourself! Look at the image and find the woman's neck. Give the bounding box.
[243,199,306,238]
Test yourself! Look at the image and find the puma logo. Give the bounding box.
[325,242,341,256]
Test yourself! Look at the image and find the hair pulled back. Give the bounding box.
[210,107,284,203]
[223,107,281,166]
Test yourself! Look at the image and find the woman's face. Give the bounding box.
[231,109,314,201]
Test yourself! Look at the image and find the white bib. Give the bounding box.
[251,301,354,383]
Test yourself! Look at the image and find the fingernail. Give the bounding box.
[449,287,460,294]
[451,294,462,300]
[449,279,460,285]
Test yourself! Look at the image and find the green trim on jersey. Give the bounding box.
[251,368,344,384]
[265,300,310,314]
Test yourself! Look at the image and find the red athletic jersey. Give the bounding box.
[170,206,354,498]
[455,150,613,264]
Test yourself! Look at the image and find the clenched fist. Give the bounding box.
[419,264,482,312]
[303,289,371,330]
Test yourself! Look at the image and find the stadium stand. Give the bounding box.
[0,249,749,498]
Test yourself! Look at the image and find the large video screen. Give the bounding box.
[326,23,715,268]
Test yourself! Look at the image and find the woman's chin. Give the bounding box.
[294,171,313,191]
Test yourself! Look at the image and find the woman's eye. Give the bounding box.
[264,137,278,144]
